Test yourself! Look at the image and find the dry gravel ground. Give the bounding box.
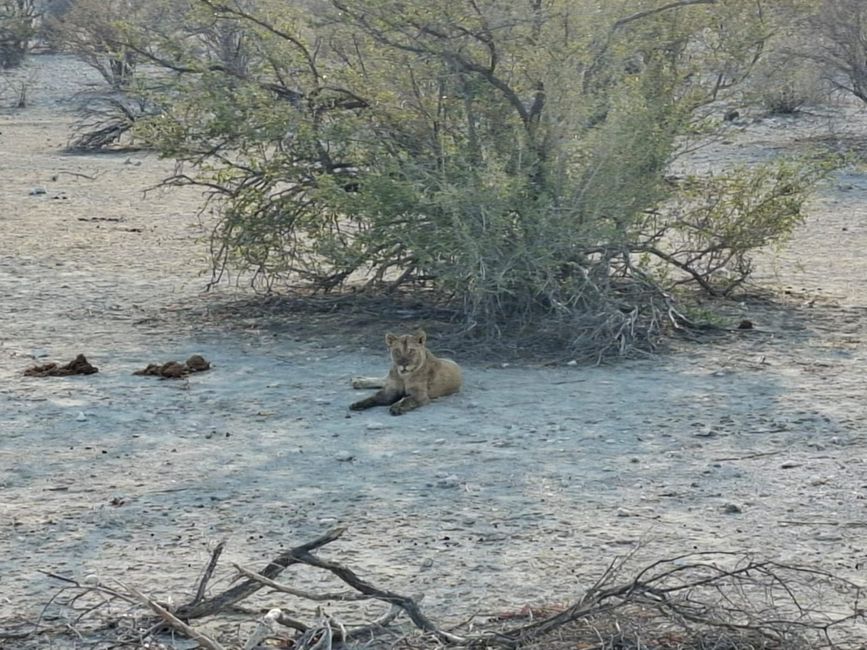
[1,56,867,645]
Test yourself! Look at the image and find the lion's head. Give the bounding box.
[386,330,428,375]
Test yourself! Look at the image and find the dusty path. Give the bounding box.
[1,56,866,643]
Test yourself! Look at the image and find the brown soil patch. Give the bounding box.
[133,354,211,379]
[23,353,98,377]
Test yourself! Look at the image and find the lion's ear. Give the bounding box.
[415,329,427,345]
[385,333,398,347]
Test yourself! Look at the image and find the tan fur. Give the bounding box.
[349,330,462,416]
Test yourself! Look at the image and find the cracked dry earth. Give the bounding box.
[1,55,866,645]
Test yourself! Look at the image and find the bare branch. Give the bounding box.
[192,541,225,606]
[232,563,371,601]
[290,549,467,644]
[176,527,346,620]
[119,581,228,650]
[613,0,718,30]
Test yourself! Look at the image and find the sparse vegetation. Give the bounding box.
[56,0,834,358]
[0,0,38,69]
[44,0,167,88]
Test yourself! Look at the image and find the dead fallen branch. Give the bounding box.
[175,526,346,620]
[288,546,467,644]
[120,580,227,650]
[193,541,225,607]
[232,563,371,601]
[24,531,865,650]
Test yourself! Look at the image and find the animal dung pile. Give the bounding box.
[24,354,98,377]
[133,354,211,379]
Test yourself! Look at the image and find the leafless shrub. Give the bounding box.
[814,0,867,103]
[66,93,155,152]
[0,0,39,69]
[0,61,36,106]
[746,53,827,115]
[43,0,144,87]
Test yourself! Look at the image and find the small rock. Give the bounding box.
[780,461,802,469]
[737,319,754,330]
[436,475,460,488]
[334,451,354,462]
[365,422,386,431]
[722,503,742,514]
[433,438,446,445]
[616,508,635,517]
[185,354,210,372]
[421,558,434,569]
[566,360,578,366]
[75,411,87,422]
[30,348,49,359]
[29,187,47,195]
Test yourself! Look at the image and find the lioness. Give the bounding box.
[350,330,462,416]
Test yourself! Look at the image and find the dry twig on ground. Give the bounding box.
[17,530,865,650]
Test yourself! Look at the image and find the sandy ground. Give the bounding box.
[1,56,866,646]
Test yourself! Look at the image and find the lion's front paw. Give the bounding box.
[350,400,369,411]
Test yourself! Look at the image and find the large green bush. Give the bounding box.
[110,0,826,356]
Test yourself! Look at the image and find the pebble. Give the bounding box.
[334,451,354,462]
[436,475,460,488]
[29,187,46,195]
[75,412,87,422]
[30,348,49,358]
[722,503,742,514]
[366,422,386,431]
